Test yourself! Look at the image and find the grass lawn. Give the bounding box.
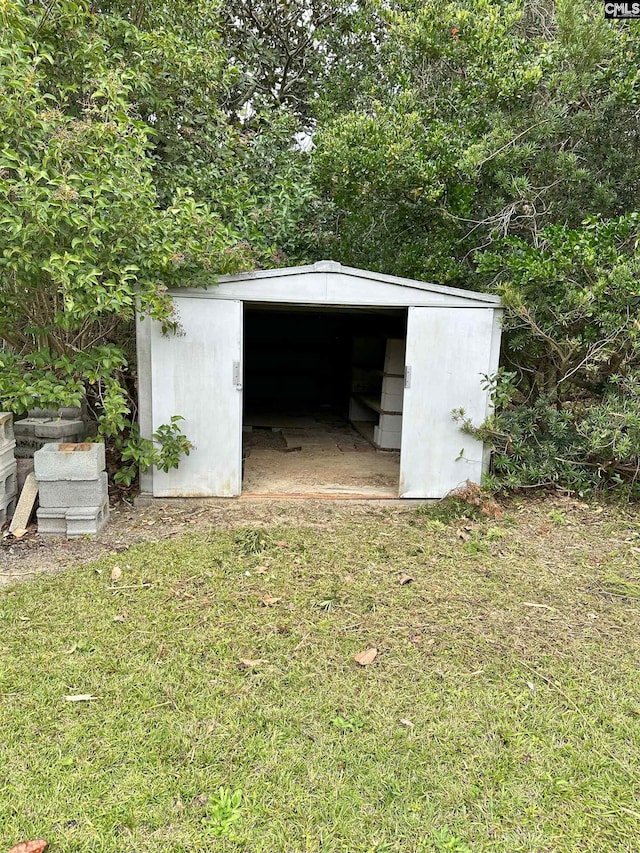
[1,497,639,853]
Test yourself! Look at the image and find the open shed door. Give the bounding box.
[399,306,494,498]
[150,298,243,497]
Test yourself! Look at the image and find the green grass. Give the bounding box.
[1,502,640,852]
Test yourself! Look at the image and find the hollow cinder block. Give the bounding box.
[0,413,15,444]
[0,495,17,526]
[38,472,108,508]
[66,501,109,537]
[0,461,18,502]
[383,375,404,396]
[0,441,16,471]
[34,442,106,482]
[36,507,67,536]
[28,408,59,419]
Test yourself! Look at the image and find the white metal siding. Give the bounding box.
[149,298,243,497]
[137,264,501,499]
[399,307,495,498]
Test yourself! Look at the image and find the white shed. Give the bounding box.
[136,261,502,499]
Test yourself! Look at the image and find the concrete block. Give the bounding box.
[59,407,82,420]
[0,413,15,444]
[14,418,48,438]
[39,472,108,508]
[66,500,109,537]
[0,461,17,502]
[34,442,106,482]
[16,458,34,494]
[9,473,38,533]
[28,408,58,419]
[29,406,83,419]
[35,419,85,439]
[380,391,404,413]
[36,507,67,536]
[0,441,16,471]
[0,495,17,526]
[18,436,83,459]
[374,425,401,450]
[382,375,404,396]
[378,412,402,432]
[15,438,49,459]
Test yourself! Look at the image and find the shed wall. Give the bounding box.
[137,267,502,499]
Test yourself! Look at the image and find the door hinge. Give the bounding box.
[404,366,411,389]
[233,361,242,389]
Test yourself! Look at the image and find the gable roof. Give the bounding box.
[171,260,501,309]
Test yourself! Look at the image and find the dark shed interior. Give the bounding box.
[243,304,406,418]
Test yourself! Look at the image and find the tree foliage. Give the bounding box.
[0,0,311,480]
[310,0,640,495]
[2,0,639,495]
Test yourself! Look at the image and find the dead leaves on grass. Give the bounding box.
[449,481,503,519]
[398,573,414,585]
[7,841,48,853]
[456,526,472,542]
[354,647,378,666]
[238,658,268,670]
[64,694,98,702]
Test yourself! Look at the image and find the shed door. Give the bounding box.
[399,306,493,499]
[150,298,243,497]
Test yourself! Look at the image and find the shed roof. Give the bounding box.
[172,260,502,309]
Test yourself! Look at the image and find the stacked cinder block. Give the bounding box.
[34,442,109,537]
[0,413,18,526]
[14,407,86,458]
[373,338,405,451]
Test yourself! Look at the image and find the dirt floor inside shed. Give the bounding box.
[242,414,400,497]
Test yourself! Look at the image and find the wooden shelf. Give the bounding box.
[353,394,401,416]
[352,364,403,379]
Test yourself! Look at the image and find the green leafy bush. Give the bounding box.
[460,371,640,498]
[0,0,311,484]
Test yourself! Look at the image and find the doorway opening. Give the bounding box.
[242,304,407,496]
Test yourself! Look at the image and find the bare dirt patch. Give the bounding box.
[1,492,637,593]
[0,496,402,586]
